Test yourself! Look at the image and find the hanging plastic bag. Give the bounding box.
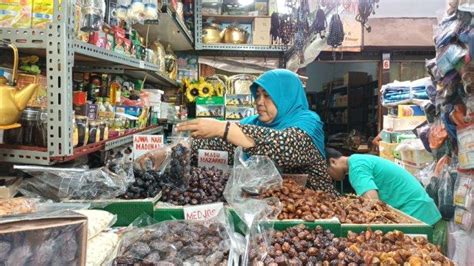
[437,158,457,220]
[436,44,468,77]
[114,210,235,265]
[416,161,436,187]
[128,0,145,24]
[143,0,158,21]
[116,0,131,21]
[451,229,474,265]
[429,118,449,150]
[15,160,134,201]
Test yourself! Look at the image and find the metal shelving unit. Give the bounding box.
[134,6,194,51]
[0,0,174,165]
[194,0,288,54]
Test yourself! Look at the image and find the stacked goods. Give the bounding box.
[261,180,414,223]
[250,225,453,266]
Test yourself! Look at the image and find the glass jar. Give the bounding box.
[88,121,100,144]
[35,108,48,147]
[76,116,89,146]
[21,107,40,146]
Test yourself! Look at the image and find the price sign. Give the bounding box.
[198,149,229,172]
[183,203,224,221]
[133,134,164,159]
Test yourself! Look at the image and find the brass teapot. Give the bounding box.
[0,43,40,128]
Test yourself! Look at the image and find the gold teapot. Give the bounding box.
[0,43,40,128]
[222,25,249,44]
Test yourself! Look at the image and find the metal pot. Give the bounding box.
[222,25,249,44]
[202,23,223,44]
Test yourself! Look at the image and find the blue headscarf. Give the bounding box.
[240,69,326,158]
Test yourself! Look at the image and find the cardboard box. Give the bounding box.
[0,176,22,198]
[380,130,415,143]
[0,210,87,265]
[344,72,369,87]
[398,105,425,117]
[383,115,426,131]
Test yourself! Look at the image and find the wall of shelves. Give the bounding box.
[0,0,183,165]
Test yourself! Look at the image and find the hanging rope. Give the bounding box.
[327,14,344,48]
[311,8,327,39]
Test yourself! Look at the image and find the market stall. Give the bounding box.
[0,0,472,265]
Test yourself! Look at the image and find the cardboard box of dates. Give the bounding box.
[0,210,87,265]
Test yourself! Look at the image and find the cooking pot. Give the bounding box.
[202,23,223,44]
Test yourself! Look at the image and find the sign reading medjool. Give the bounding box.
[133,134,164,159]
[198,149,229,172]
[183,202,224,221]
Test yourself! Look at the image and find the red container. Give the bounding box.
[73,91,87,105]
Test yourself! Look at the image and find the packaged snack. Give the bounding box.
[32,0,54,29]
[0,0,32,28]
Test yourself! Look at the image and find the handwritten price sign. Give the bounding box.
[183,203,224,221]
[133,134,164,159]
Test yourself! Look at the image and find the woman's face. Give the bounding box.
[255,87,277,123]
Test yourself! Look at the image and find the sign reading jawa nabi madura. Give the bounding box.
[133,134,164,159]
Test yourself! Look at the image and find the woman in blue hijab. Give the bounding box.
[178,69,335,193]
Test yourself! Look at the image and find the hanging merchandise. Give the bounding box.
[143,0,159,21]
[294,0,310,60]
[270,12,280,44]
[279,14,294,45]
[311,8,327,39]
[327,14,344,48]
[356,0,379,32]
[128,0,146,24]
[116,0,131,21]
[164,45,177,80]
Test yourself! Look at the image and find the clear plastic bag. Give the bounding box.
[437,159,457,220]
[116,0,131,21]
[128,0,145,24]
[114,211,234,265]
[134,136,192,190]
[451,228,474,265]
[16,161,134,201]
[416,161,436,187]
[0,198,38,217]
[223,147,283,265]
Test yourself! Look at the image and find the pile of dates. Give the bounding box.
[120,143,193,200]
[342,230,453,265]
[250,225,452,266]
[250,224,349,265]
[262,180,410,223]
[120,170,162,199]
[160,166,229,205]
[114,221,229,265]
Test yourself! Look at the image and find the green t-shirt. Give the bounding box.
[348,154,441,225]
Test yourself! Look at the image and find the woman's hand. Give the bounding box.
[176,118,226,139]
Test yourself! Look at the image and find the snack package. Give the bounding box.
[31,0,54,29]
[114,211,235,265]
[73,209,117,239]
[454,169,473,210]
[0,198,37,217]
[454,208,473,231]
[429,118,449,150]
[458,124,474,169]
[86,231,119,266]
[0,0,32,28]
[143,0,157,20]
[16,160,134,201]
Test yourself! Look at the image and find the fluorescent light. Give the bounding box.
[238,0,254,6]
